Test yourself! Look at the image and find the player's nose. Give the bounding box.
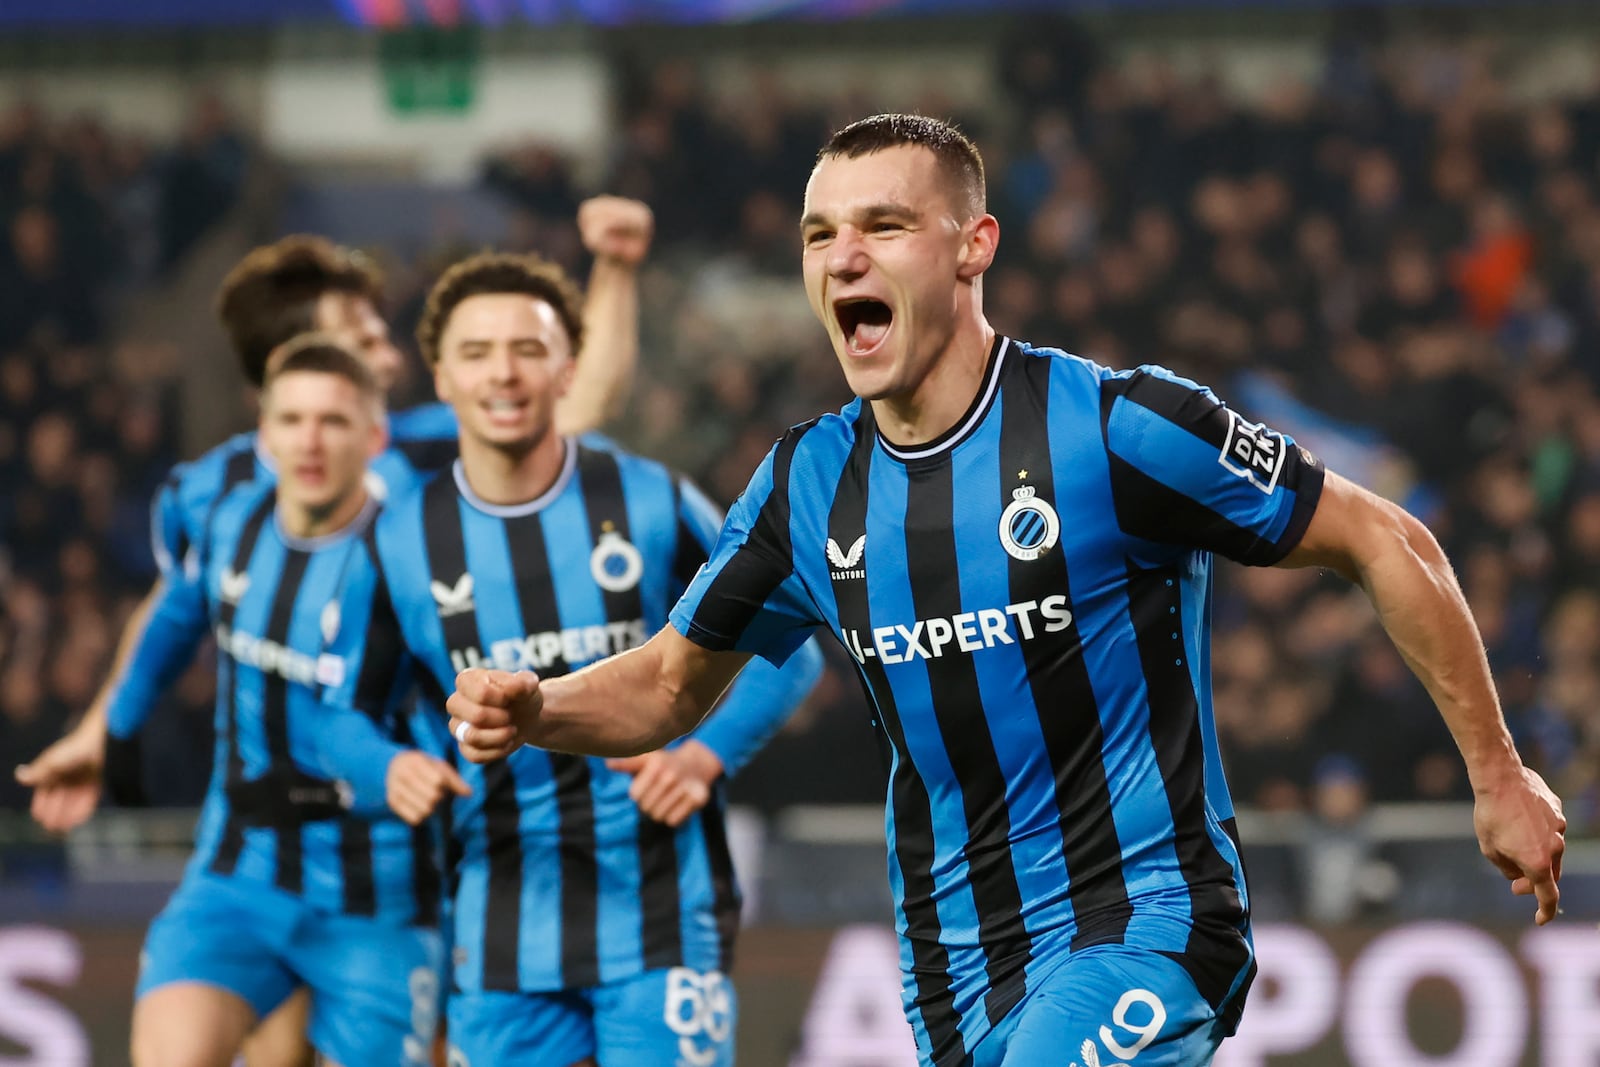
[826,226,870,281]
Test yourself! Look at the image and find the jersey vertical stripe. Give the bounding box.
[902,452,1031,1026]
[420,472,524,989]
[826,417,965,1067]
[576,447,683,971]
[208,492,275,877]
[996,351,1132,948]
[503,504,602,990]
[263,548,311,895]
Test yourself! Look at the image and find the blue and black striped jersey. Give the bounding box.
[325,439,823,994]
[110,481,441,928]
[670,337,1325,1066]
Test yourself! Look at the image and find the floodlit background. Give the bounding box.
[2,1,1599,1063]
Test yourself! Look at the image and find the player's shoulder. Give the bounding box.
[207,470,277,535]
[171,431,265,499]
[372,465,447,536]
[388,401,457,443]
[1101,361,1215,404]
[779,399,868,469]
[1005,336,1127,389]
[573,436,700,509]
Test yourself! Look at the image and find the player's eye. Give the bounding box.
[869,221,902,234]
[804,230,834,247]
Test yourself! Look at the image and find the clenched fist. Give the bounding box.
[578,196,654,269]
[448,669,543,763]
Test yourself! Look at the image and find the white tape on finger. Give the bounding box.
[454,721,472,745]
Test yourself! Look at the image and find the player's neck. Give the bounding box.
[871,319,996,447]
[458,430,569,506]
[278,484,371,541]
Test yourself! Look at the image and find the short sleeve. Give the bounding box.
[149,469,193,581]
[1101,365,1325,566]
[668,435,823,667]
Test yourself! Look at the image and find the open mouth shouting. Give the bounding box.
[834,297,894,357]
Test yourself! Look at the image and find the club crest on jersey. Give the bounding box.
[826,534,866,580]
[591,527,643,593]
[431,573,475,618]
[999,485,1059,561]
[219,566,251,605]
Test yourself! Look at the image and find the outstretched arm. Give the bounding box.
[555,196,653,435]
[448,626,751,762]
[1280,470,1566,924]
[12,583,163,831]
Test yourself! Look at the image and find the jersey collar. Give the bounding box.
[274,491,380,551]
[453,437,578,518]
[875,334,1009,464]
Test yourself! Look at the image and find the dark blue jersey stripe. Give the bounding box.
[502,501,602,990]
[577,446,685,972]
[901,450,1031,1028]
[262,545,310,895]
[1126,563,1253,1015]
[997,351,1133,950]
[209,492,275,877]
[826,415,965,1067]
[421,472,524,990]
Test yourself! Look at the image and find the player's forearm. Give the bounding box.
[1351,506,1520,791]
[534,633,722,757]
[556,257,638,435]
[81,583,164,733]
[105,578,209,739]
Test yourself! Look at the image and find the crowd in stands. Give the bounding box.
[0,99,248,810]
[4,21,1600,842]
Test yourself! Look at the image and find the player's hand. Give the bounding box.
[14,721,106,834]
[385,751,471,826]
[606,740,724,828]
[447,669,542,763]
[578,195,654,268]
[1473,764,1566,925]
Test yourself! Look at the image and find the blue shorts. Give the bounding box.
[447,966,736,1067]
[138,873,444,1065]
[968,945,1226,1067]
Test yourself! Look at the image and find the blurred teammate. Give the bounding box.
[109,337,455,1067]
[14,197,654,1064]
[446,115,1567,1067]
[318,251,824,1067]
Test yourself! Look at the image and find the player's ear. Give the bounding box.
[432,359,451,405]
[956,214,999,282]
[554,347,576,399]
[369,407,389,459]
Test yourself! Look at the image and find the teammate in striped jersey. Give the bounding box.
[17,197,652,837]
[318,251,824,1067]
[106,338,456,1067]
[446,115,1568,1067]
[14,198,654,1065]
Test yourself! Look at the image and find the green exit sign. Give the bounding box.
[380,27,479,114]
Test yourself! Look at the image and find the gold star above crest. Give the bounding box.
[602,520,616,533]
[1017,469,1029,480]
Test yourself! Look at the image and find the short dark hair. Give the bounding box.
[216,236,385,388]
[818,114,986,218]
[261,333,382,410]
[416,251,585,367]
